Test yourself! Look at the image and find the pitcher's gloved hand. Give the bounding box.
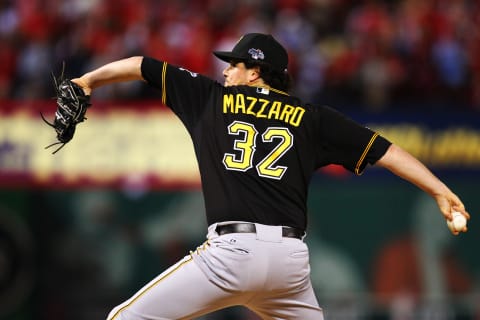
[42,67,91,154]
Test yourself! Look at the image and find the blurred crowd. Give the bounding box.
[1,0,480,112]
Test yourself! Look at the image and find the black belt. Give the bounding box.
[216,223,304,240]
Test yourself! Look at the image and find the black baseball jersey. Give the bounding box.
[141,57,391,231]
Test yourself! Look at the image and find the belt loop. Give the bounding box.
[207,223,219,239]
[301,231,307,241]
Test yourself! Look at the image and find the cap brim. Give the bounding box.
[213,51,247,63]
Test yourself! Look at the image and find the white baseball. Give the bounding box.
[447,211,467,232]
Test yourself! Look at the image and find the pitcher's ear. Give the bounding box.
[248,66,261,82]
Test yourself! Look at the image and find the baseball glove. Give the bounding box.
[42,66,91,154]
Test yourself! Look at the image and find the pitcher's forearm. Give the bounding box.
[376,144,450,197]
[376,144,469,229]
[72,56,144,95]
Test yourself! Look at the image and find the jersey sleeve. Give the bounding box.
[140,56,217,130]
[315,106,391,175]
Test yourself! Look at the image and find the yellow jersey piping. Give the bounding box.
[355,132,379,175]
[161,62,167,104]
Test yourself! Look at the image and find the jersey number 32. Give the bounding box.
[222,120,294,180]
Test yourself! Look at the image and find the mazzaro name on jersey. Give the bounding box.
[222,92,305,127]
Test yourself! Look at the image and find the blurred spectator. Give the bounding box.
[1,0,480,110]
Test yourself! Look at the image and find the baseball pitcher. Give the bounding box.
[44,33,470,319]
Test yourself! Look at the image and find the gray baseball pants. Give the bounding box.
[107,222,324,319]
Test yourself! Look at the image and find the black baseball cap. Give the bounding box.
[213,33,288,72]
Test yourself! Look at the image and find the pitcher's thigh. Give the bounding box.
[107,256,234,320]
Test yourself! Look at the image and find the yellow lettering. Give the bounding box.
[279,104,295,122]
[235,94,246,114]
[290,107,305,127]
[431,129,480,166]
[223,94,234,113]
[246,97,257,116]
[268,101,282,120]
[257,99,269,118]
